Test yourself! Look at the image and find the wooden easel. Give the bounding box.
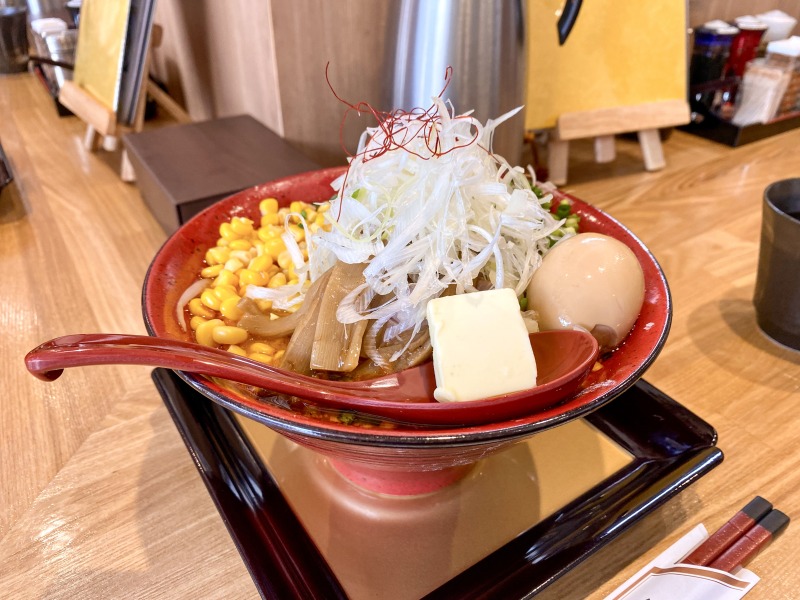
[544,99,691,185]
[58,24,191,182]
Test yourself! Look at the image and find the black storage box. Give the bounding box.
[679,110,800,147]
[123,115,320,233]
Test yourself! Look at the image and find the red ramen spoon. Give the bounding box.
[24,331,599,426]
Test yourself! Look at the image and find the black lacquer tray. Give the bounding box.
[152,369,723,599]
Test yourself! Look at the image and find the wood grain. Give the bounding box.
[58,80,117,136]
[149,0,283,136]
[556,100,690,140]
[2,71,800,598]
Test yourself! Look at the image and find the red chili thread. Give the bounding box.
[324,63,482,220]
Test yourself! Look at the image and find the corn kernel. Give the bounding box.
[230,249,254,264]
[257,226,281,242]
[259,198,279,215]
[238,269,269,287]
[263,236,287,259]
[214,283,238,295]
[260,213,281,227]
[248,254,273,272]
[205,246,230,265]
[229,239,252,251]
[219,222,241,241]
[200,264,224,278]
[248,342,276,356]
[220,296,244,320]
[214,286,239,302]
[190,315,207,330]
[223,258,245,273]
[314,213,326,226]
[317,203,330,213]
[273,350,285,362]
[276,250,293,271]
[303,208,317,223]
[213,269,239,289]
[200,288,222,310]
[196,319,224,347]
[289,201,304,214]
[212,325,249,345]
[255,299,273,312]
[268,272,287,288]
[188,297,215,318]
[289,225,305,242]
[248,352,274,364]
[227,344,247,357]
[230,217,254,237]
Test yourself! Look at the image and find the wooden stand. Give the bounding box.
[544,99,691,185]
[58,25,191,182]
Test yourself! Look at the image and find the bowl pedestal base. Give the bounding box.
[328,459,476,496]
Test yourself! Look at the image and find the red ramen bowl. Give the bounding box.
[143,167,671,495]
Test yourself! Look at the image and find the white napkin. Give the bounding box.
[605,524,759,600]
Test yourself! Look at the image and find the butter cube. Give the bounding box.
[426,288,537,402]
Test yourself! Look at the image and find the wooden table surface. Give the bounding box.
[2,72,799,599]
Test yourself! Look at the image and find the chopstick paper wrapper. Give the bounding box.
[604,524,760,600]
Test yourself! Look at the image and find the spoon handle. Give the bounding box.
[24,333,379,402]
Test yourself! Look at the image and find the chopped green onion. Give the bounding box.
[313,98,564,353]
[555,199,572,219]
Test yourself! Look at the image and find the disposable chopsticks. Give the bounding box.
[682,495,790,573]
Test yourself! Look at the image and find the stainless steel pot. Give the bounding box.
[387,0,527,164]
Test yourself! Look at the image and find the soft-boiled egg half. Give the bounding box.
[526,233,645,351]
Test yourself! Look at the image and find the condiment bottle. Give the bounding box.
[690,22,739,85]
[726,17,768,78]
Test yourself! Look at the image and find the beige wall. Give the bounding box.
[150,0,283,134]
[269,0,395,166]
[149,0,800,167]
[150,0,394,166]
[689,0,799,26]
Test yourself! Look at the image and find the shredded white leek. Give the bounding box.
[312,98,561,357]
[176,278,211,331]
[241,98,564,359]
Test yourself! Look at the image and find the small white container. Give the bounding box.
[765,37,800,115]
[30,18,73,92]
[756,9,797,43]
[30,17,67,37]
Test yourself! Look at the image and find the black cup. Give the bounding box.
[0,6,29,74]
[65,1,80,27]
[753,178,800,350]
